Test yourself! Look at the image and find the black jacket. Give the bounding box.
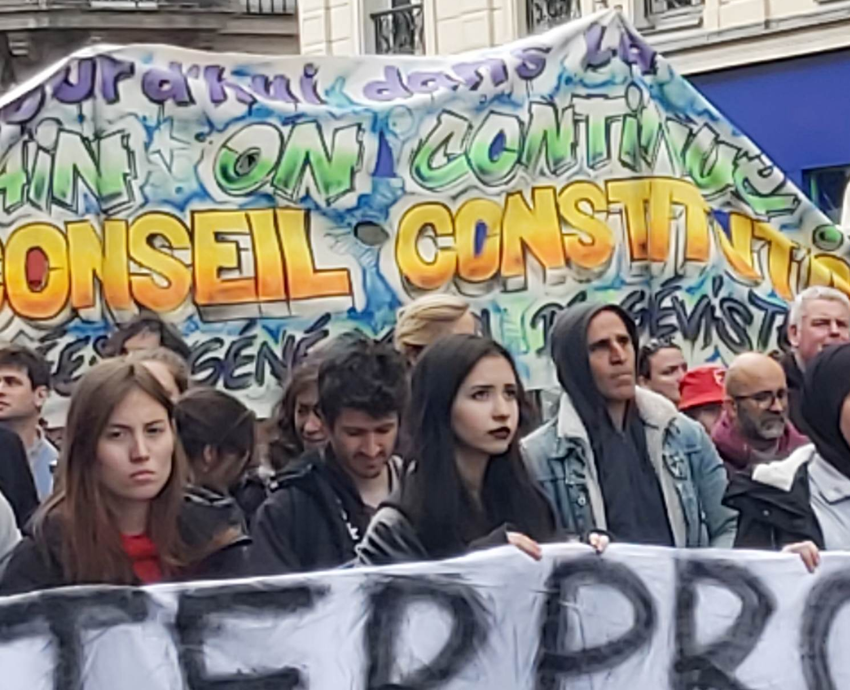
[722,448,824,550]
[780,352,809,437]
[0,427,38,529]
[250,449,402,573]
[0,489,251,595]
[356,504,513,567]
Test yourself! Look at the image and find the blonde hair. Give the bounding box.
[394,295,471,363]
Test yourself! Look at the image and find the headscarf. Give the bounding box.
[803,343,850,478]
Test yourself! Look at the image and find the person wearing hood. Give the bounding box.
[724,342,850,571]
[250,334,407,573]
[521,303,736,547]
[712,353,808,473]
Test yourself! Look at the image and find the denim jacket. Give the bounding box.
[521,387,736,548]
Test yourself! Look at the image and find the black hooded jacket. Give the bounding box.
[548,303,674,546]
[779,350,809,437]
[250,448,402,573]
[0,489,251,595]
[0,427,38,529]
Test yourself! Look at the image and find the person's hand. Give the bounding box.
[507,531,542,560]
[588,532,609,554]
[782,541,820,573]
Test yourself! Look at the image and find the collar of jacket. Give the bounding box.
[557,385,679,440]
[555,385,685,546]
[751,444,817,492]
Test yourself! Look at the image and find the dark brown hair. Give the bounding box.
[105,311,191,360]
[268,359,320,472]
[174,387,255,488]
[35,359,189,585]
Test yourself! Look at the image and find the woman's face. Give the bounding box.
[141,360,181,402]
[450,355,519,458]
[294,383,327,448]
[840,394,850,448]
[96,387,174,506]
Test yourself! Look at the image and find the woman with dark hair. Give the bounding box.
[357,335,604,565]
[268,358,327,472]
[0,360,249,594]
[105,311,191,361]
[174,388,263,524]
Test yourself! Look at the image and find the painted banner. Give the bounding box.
[0,9,847,418]
[1,543,849,688]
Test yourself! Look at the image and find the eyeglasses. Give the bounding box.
[733,388,788,409]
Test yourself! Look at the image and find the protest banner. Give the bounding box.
[0,543,847,689]
[0,9,846,417]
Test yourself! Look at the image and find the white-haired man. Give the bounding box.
[782,286,850,433]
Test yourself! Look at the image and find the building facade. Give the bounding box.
[298,0,850,223]
[0,0,299,87]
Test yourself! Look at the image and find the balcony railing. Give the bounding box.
[0,0,295,13]
[526,0,580,33]
[241,0,294,14]
[645,0,702,22]
[371,3,424,55]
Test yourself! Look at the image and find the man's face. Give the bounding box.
[0,366,47,423]
[727,365,789,442]
[328,408,399,481]
[789,299,850,366]
[641,347,687,404]
[586,311,636,403]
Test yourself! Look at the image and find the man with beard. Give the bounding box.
[522,303,735,547]
[251,334,408,573]
[712,353,807,474]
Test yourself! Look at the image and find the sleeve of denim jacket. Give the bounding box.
[682,415,737,548]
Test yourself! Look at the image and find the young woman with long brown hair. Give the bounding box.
[0,359,250,594]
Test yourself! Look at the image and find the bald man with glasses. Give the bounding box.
[711,353,808,474]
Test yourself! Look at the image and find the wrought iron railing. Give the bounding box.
[241,0,294,14]
[0,0,295,13]
[371,3,424,55]
[645,0,701,17]
[526,0,580,33]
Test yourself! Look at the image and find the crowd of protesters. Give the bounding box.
[0,284,848,592]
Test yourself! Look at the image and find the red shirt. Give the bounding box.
[120,533,163,584]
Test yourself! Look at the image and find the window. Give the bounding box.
[639,0,703,32]
[526,0,580,34]
[803,165,850,226]
[370,1,424,55]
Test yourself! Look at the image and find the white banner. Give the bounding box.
[0,544,847,689]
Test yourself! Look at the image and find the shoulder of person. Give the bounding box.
[749,444,817,493]
[181,488,249,550]
[0,533,63,595]
[267,450,324,493]
[635,387,682,430]
[519,418,559,458]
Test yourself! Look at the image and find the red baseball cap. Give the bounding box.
[679,364,726,411]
